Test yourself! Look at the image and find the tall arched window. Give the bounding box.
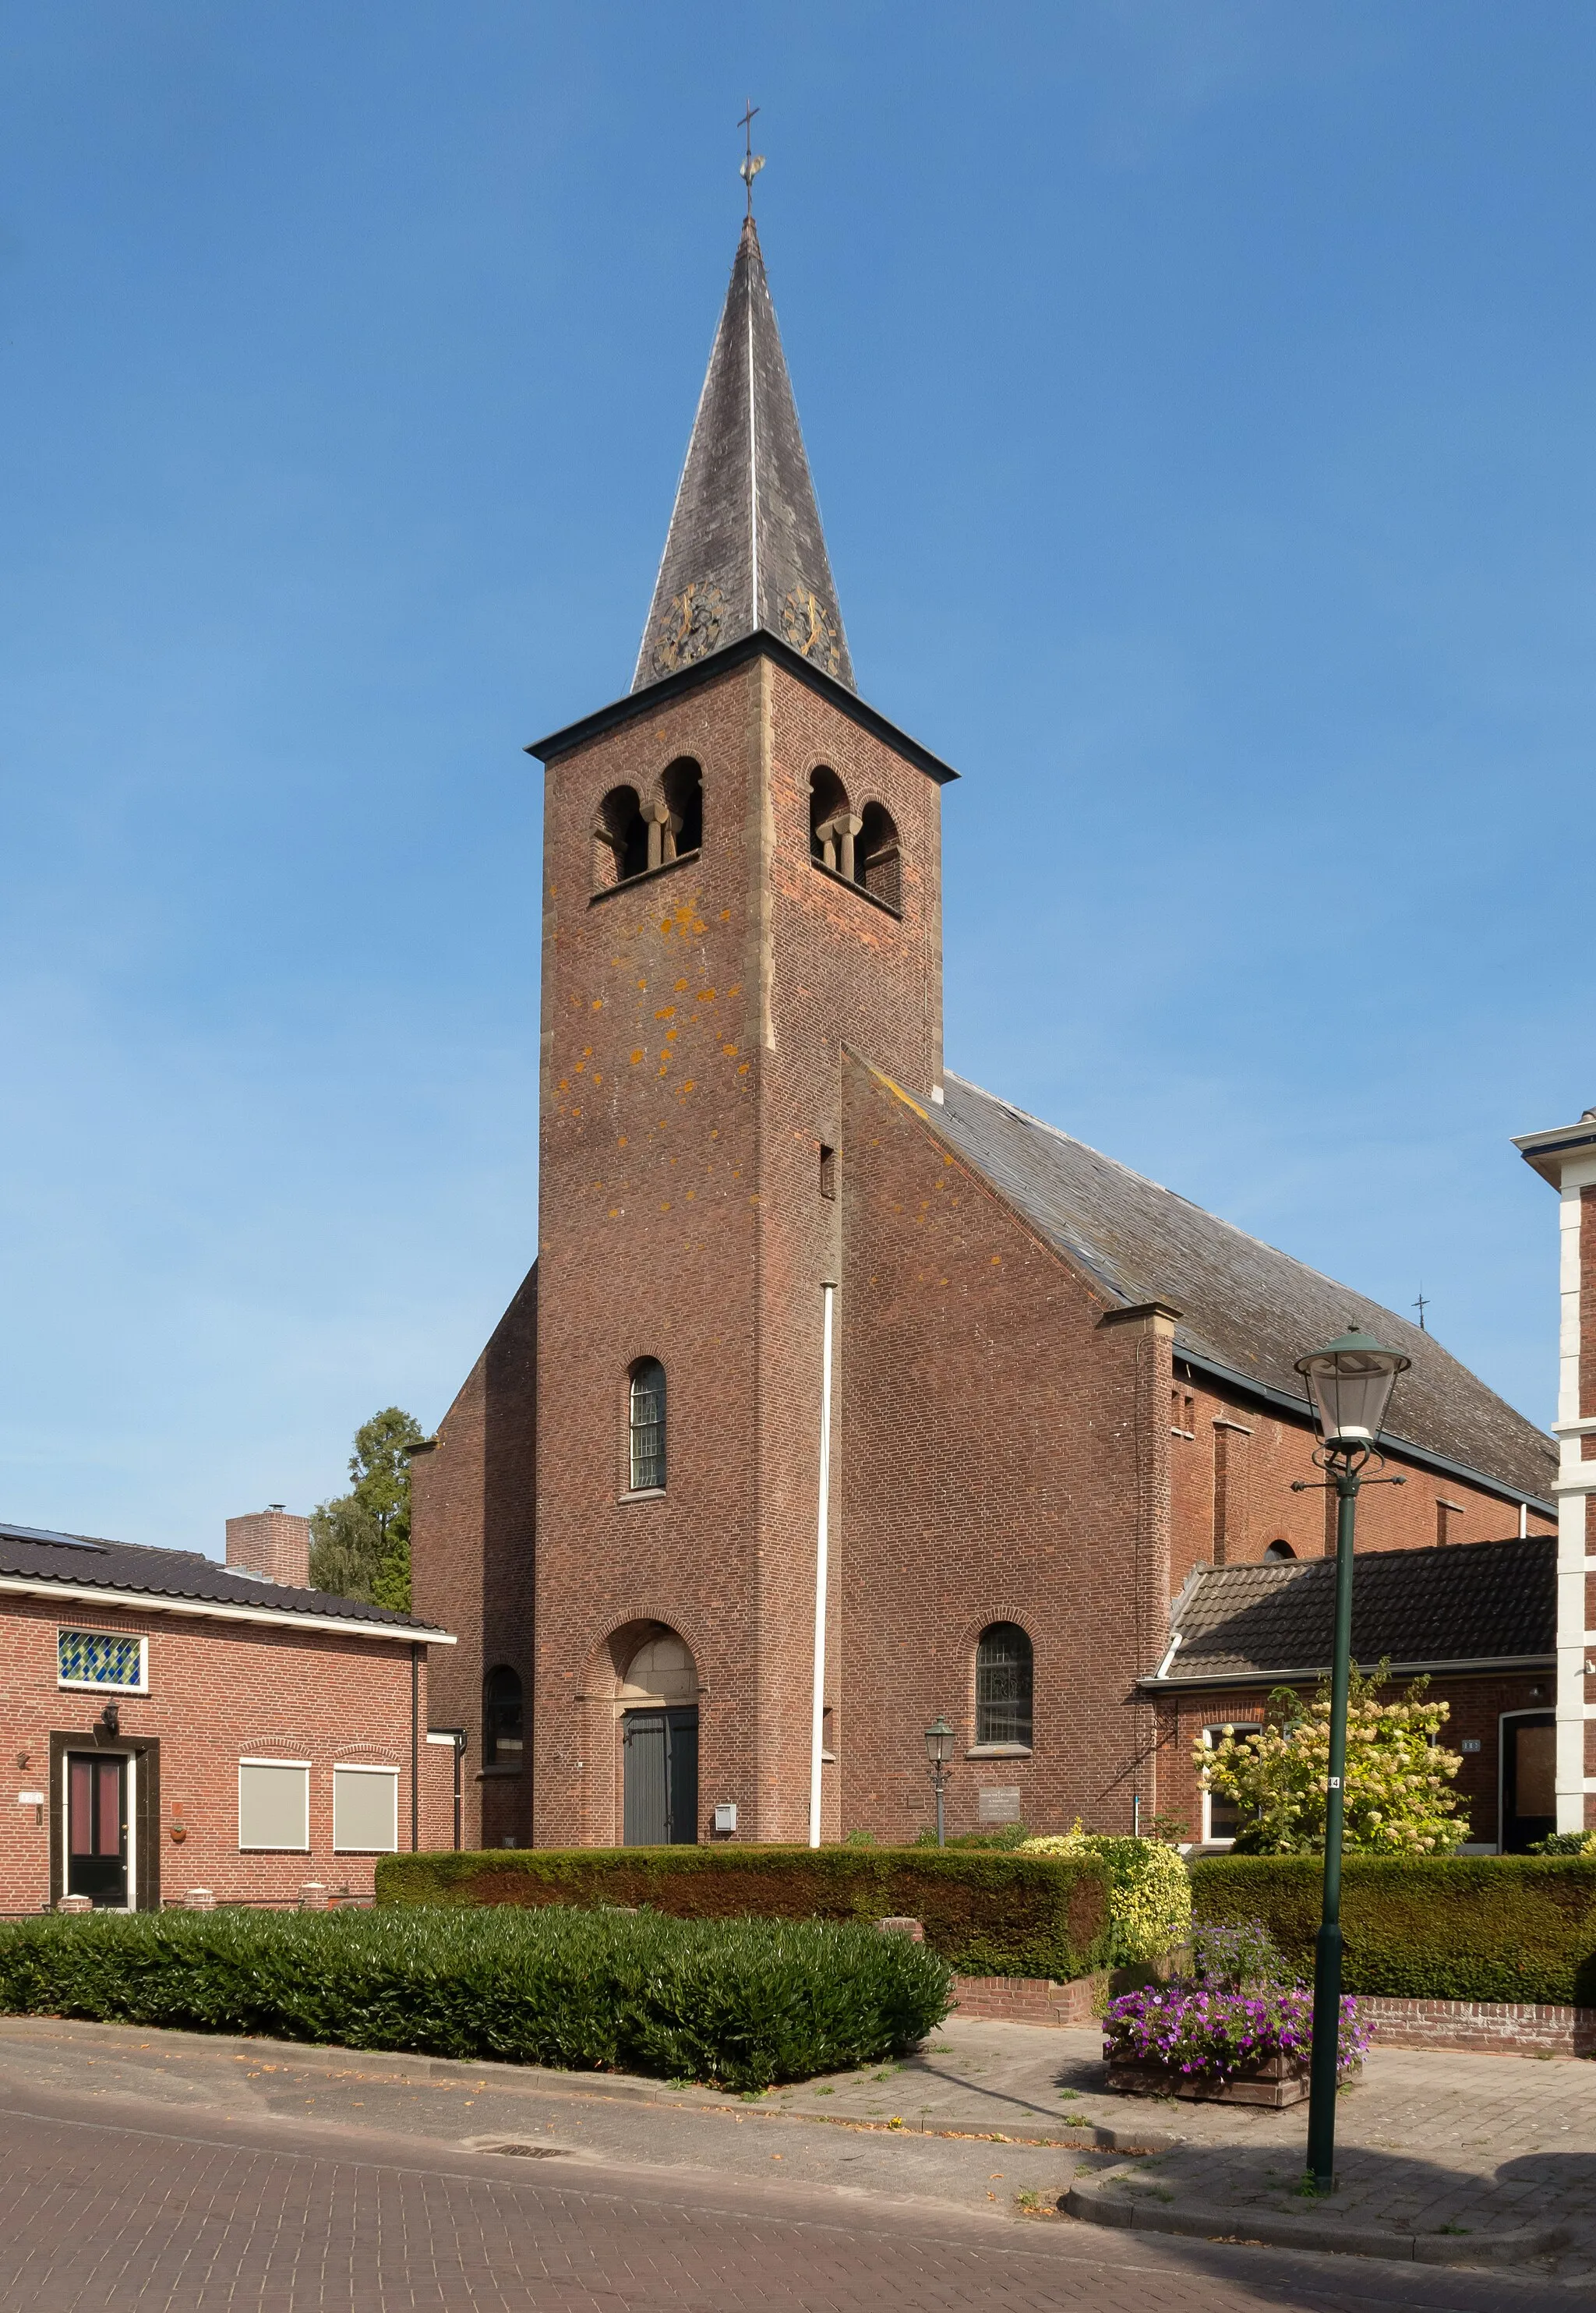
[629,1358,667,1492]
[810,766,851,870]
[857,801,901,909]
[595,785,648,888]
[975,1623,1033,1748]
[661,757,703,859]
[483,1665,523,1767]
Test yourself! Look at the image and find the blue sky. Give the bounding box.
[2,3,1592,1555]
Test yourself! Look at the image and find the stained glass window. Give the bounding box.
[975,1623,1033,1747]
[58,1629,145,1690]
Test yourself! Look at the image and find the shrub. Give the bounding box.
[1192,1854,1596,2004]
[0,1905,950,2091]
[1103,1981,1369,2082]
[376,1845,1110,1983]
[1199,1665,1465,1856]
[1019,1830,1192,1965]
[1530,1831,1596,1857]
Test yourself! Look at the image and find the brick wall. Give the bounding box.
[1168,1369,1550,1583]
[839,1056,1170,1838]
[409,1266,538,1851]
[0,1594,442,1910]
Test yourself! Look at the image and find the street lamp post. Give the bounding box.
[923,1718,954,1849]
[1291,1326,1411,2191]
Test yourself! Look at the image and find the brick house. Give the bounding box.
[0,1517,455,1912]
[1146,1535,1555,1854]
[411,214,1556,1854]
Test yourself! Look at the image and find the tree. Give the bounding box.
[308,1407,425,1610]
[1199,1663,1466,1856]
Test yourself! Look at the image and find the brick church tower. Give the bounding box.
[415,216,957,1847]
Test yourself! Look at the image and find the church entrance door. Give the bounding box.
[622,1708,698,1845]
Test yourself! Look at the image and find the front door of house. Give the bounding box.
[66,1753,129,1906]
[621,1708,699,1845]
[1502,1711,1555,1854]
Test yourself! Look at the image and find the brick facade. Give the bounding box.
[0,1593,453,1912]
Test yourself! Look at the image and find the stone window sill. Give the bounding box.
[588,849,701,906]
[618,1488,666,1504]
[966,1743,1033,1759]
[809,856,902,920]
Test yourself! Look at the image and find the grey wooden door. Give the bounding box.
[622,1709,698,1845]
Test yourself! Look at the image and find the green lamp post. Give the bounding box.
[1291,1326,1411,2190]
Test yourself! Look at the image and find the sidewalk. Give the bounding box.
[2,2011,1593,2276]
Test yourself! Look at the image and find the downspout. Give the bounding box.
[808,1285,835,1849]
[410,1644,421,1852]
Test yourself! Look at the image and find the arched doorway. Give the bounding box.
[618,1630,699,1845]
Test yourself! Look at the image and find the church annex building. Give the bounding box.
[411,215,1557,1858]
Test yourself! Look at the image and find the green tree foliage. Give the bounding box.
[1199,1663,1465,1856]
[309,1407,424,1609]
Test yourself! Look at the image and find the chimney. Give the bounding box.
[226,1506,311,1588]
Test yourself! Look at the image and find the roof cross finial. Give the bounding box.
[1414,1286,1428,1333]
[738,100,764,217]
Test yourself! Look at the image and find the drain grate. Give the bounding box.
[485,2142,570,2159]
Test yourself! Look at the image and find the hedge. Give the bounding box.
[376,1845,1111,1983]
[0,1905,950,2090]
[1019,1834,1192,1965]
[1191,1854,1596,2005]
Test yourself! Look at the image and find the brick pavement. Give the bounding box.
[0,2088,1578,2313]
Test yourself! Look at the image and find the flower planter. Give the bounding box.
[1106,2052,1312,2108]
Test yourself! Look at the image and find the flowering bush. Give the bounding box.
[1199,1664,1465,1856]
[1019,1828,1191,1964]
[1103,1981,1370,2082]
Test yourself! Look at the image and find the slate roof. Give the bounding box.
[0,1520,448,1637]
[632,217,855,696]
[1150,1535,1555,1684]
[936,1073,1557,1506]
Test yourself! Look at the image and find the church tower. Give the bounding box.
[525,214,956,1845]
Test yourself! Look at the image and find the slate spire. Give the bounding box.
[632,217,855,694]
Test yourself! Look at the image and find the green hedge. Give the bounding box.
[0,1905,950,2090]
[1191,1855,1596,2005]
[376,1845,1111,1983]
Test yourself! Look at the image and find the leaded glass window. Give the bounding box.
[975,1623,1033,1747]
[630,1359,666,1492]
[58,1629,146,1691]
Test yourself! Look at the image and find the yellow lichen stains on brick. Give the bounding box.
[722,1043,738,1058]
[659,1202,671,1212]
[991,1255,1003,1266]
[682,1080,696,1093]
[591,1074,602,1086]
[666,1027,678,1042]
[617,1134,628,1147]
[720,909,730,920]
[608,1207,620,1219]
[591,998,604,1010]
[738,1061,750,1074]
[655,1007,676,1019]
[630,1050,644,1065]
[675,979,688,992]
[557,1080,569,1093]
[944,1153,955,1166]
[696,989,716,1001]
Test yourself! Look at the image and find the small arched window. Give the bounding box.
[661,757,703,860]
[483,1665,523,1767]
[1263,1539,1296,1561]
[810,766,852,871]
[857,801,901,909]
[975,1623,1033,1748]
[629,1358,666,1492]
[595,786,648,888]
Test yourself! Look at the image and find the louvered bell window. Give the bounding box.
[975,1623,1033,1747]
[629,1359,667,1492]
